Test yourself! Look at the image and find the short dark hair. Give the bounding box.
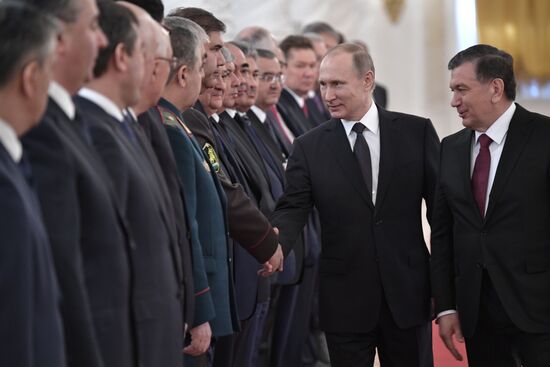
[0,2,59,87]
[302,21,338,38]
[448,44,516,100]
[326,43,375,77]
[256,48,277,60]
[120,0,164,22]
[279,35,314,60]
[19,0,80,23]
[94,0,139,78]
[167,7,225,34]
[162,16,202,83]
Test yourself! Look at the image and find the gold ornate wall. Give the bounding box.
[476,0,550,82]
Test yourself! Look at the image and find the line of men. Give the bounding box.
[2,1,550,367]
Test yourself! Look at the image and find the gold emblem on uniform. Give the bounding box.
[203,143,220,173]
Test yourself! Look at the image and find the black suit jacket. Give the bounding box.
[277,89,315,137]
[0,142,66,367]
[137,108,194,326]
[272,106,439,333]
[431,104,550,337]
[22,99,136,367]
[74,96,183,367]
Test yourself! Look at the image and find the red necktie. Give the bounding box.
[471,134,492,217]
[302,102,309,118]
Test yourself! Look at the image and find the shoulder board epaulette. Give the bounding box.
[158,106,193,137]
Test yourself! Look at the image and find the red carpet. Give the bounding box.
[432,321,468,367]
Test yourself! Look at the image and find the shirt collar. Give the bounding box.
[225,108,237,118]
[285,87,305,108]
[474,103,516,146]
[78,87,124,122]
[250,105,267,123]
[211,113,220,123]
[341,102,380,137]
[48,81,75,120]
[0,118,22,163]
[307,90,316,98]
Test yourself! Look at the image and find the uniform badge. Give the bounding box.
[203,143,220,173]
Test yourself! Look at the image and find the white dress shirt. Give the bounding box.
[341,103,380,204]
[437,102,516,320]
[285,87,305,108]
[78,87,124,122]
[0,118,22,163]
[470,102,516,214]
[225,108,237,119]
[250,105,267,123]
[49,81,75,120]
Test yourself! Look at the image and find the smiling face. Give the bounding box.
[222,61,239,109]
[449,61,499,132]
[319,51,373,121]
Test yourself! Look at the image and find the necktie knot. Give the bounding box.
[478,134,492,149]
[352,122,366,134]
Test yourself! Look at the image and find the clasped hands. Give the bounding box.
[258,227,284,277]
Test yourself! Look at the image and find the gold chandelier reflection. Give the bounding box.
[384,0,405,23]
[476,0,550,82]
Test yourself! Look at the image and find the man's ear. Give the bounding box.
[364,70,375,92]
[177,64,188,89]
[20,60,40,100]
[113,43,129,72]
[490,78,505,104]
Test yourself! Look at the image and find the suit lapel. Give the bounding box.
[326,118,374,209]
[454,129,482,222]
[485,104,533,220]
[373,108,396,214]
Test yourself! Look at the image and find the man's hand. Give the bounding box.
[438,313,464,361]
[259,228,284,277]
[183,322,211,356]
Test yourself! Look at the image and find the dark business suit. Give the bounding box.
[431,104,550,366]
[21,98,136,367]
[272,106,439,366]
[0,141,66,367]
[74,95,184,367]
[277,88,315,137]
[137,107,194,326]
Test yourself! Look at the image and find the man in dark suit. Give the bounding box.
[277,35,319,136]
[74,3,184,366]
[130,15,196,330]
[0,4,66,366]
[272,43,439,367]
[167,9,283,274]
[20,0,140,366]
[431,44,550,367]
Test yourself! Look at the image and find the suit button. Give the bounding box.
[480,230,487,235]
[375,257,380,263]
[476,263,486,269]
[375,220,383,226]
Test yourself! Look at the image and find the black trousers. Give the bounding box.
[465,271,550,367]
[324,296,432,367]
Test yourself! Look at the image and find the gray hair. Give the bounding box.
[162,16,205,82]
[0,2,60,87]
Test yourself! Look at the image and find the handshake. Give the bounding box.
[258,227,284,277]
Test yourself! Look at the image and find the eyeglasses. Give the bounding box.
[156,56,179,69]
[258,73,283,84]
